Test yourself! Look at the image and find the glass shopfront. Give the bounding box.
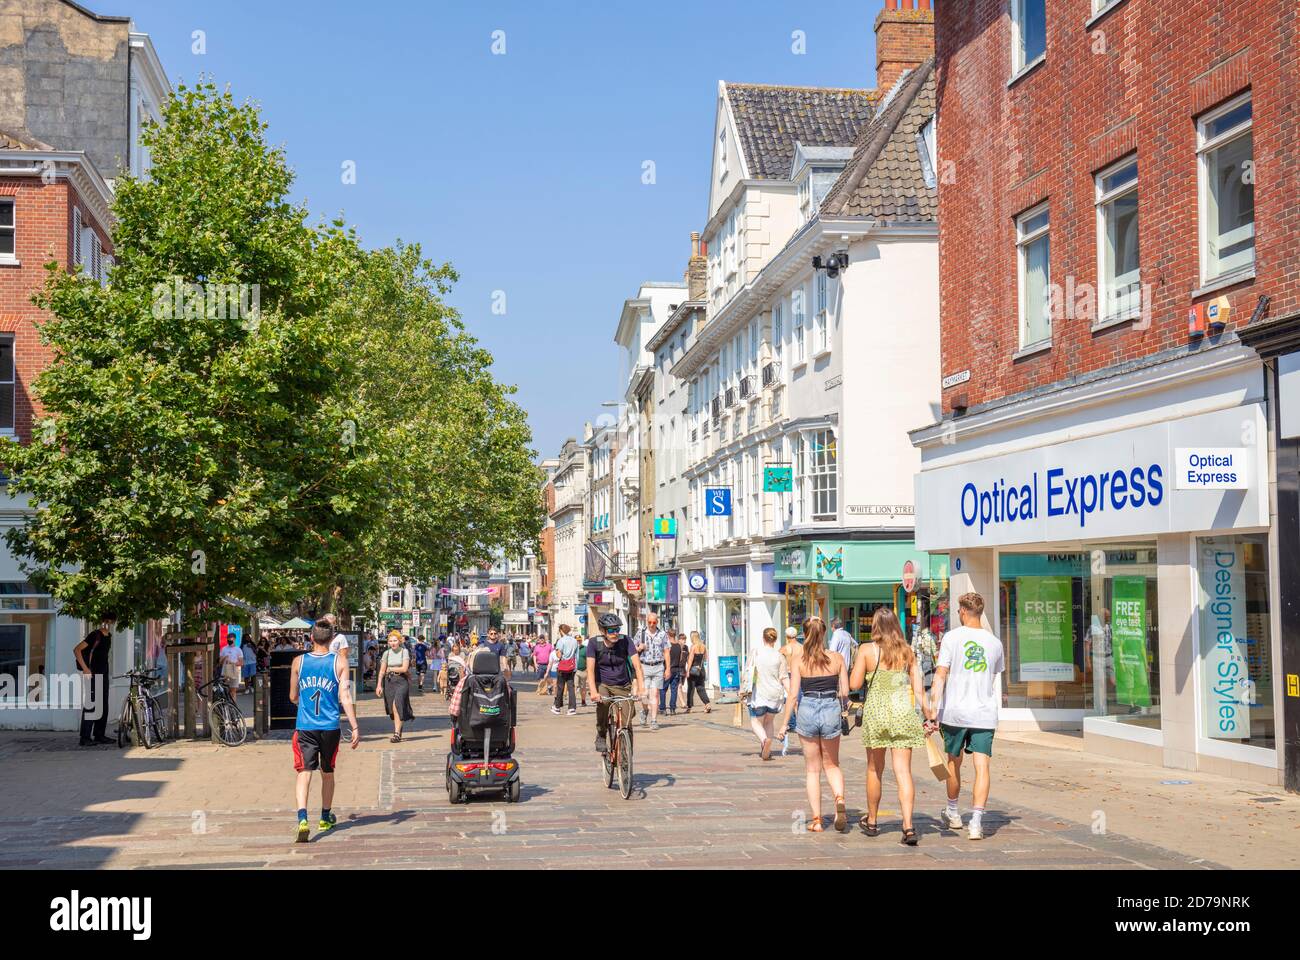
[999,545,1160,728]
[1197,534,1274,749]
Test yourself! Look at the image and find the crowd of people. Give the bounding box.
[276,599,1003,849]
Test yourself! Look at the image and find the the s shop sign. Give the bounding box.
[914,406,1268,551]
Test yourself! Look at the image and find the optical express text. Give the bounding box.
[961,465,1164,535]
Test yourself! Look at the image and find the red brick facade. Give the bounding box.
[934,0,1300,413]
[0,172,111,442]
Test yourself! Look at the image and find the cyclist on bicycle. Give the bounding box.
[586,612,645,754]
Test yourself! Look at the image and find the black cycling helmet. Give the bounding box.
[597,612,622,632]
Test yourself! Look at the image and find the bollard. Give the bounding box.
[253,671,267,737]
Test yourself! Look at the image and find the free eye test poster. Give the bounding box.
[1111,576,1151,707]
[1016,576,1074,681]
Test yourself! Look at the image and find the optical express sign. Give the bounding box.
[914,406,1268,550]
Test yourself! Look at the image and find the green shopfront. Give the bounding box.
[772,539,949,644]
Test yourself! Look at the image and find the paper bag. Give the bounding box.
[732,699,745,727]
[925,731,950,782]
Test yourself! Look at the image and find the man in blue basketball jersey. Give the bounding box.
[289,614,360,843]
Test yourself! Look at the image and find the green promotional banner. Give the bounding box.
[1112,576,1151,707]
[1016,576,1074,682]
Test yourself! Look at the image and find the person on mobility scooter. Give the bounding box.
[446,643,520,803]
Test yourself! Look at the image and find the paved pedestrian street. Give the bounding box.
[2,680,1297,870]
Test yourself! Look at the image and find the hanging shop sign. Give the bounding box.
[763,465,793,493]
[704,488,733,517]
[687,571,707,592]
[915,405,1268,551]
[1111,576,1152,708]
[902,561,918,593]
[1015,576,1073,682]
[625,578,642,592]
[653,517,678,539]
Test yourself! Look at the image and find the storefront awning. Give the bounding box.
[772,540,947,585]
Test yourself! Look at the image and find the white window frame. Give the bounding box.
[808,429,838,523]
[1011,0,1047,76]
[1196,92,1254,287]
[1094,155,1140,323]
[1016,203,1051,350]
[772,303,784,361]
[792,286,807,364]
[814,271,831,356]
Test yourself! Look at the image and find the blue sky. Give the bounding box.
[122,0,885,458]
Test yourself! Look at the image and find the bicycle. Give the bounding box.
[197,674,248,746]
[113,669,168,749]
[597,694,638,799]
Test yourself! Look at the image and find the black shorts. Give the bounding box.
[293,729,342,773]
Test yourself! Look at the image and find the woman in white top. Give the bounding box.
[742,627,788,761]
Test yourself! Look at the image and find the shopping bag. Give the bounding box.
[732,699,745,727]
[925,731,950,782]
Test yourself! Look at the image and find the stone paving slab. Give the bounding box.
[0,676,1295,868]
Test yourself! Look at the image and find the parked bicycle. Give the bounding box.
[197,674,247,746]
[113,669,168,749]
[598,694,637,799]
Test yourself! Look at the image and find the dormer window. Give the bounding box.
[719,130,728,183]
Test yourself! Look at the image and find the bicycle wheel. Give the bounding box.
[616,728,633,799]
[141,698,160,748]
[602,738,615,788]
[214,700,247,746]
[116,700,133,749]
[146,695,169,745]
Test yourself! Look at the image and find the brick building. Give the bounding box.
[912,0,1297,785]
[0,1,168,732]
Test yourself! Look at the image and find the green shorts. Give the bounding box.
[941,724,995,757]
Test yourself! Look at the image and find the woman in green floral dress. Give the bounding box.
[849,607,929,845]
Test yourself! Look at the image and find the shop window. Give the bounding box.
[998,546,1159,724]
[1196,535,1273,748]
[809,429,838,522]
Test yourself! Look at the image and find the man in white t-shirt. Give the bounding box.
[219,639,245,692]
[925,591,1004,841]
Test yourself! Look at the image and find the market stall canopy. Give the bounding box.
[276,617,312,629]
[258,618,282,630]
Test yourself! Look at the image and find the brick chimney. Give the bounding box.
[684,231,707,302]
[875,0,935,94]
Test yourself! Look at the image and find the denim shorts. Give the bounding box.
[748,704,779,718]
[795,695,841,740]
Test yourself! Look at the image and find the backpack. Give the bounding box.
[466,670,508,730]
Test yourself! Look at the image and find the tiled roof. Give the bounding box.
[0,128,54,151]
[725,84,879,180]
[820,58,937,222]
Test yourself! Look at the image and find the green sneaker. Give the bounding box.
[318,813,337,832]
[295,818,310,843]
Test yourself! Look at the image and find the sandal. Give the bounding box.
[860,817,879,837]
[760,738,772,761]
[901,827,918,846]
[833,796,847,832]
[390,734,401,743]
[806,819,824,833]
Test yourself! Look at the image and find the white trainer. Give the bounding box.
[940,809,963,830]
[968,820,984,840]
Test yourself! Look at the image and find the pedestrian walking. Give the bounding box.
[376,630,415,743]
[505,637,520,674]
[241,634,258,690]
[661,630,687,715]
[219,634,245,693]
[74,618,115,747]
[289,619,360,843]
[414,636,429,692]
[534,636,554,695]
[778,618,849,833]
[851,608,929,845]
[574,634,589,707]
[684,630,711,713]
[741,627,787,760]
[912,624,938,696]
[829,618,856,664]
[519,638,533,673]
[778,626,801,755]
[925,592,1005,840]
[551,624,580,715]
[633,612,669,730]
